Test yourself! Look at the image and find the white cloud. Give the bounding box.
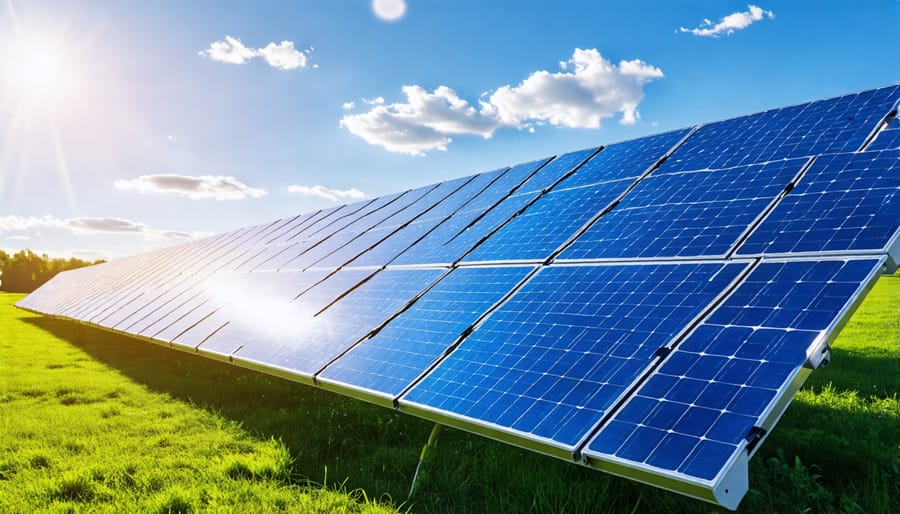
[198,35,258,64]
[114,174,267,201]
[340,48,663,155]
[342,101,356,110]
[257,41,307,70]
[0,215,194,240]
[364,97,385,105]
[372,0,406,21]
[680,5,774,37]
[199,35,312,70]
[287,185,368,202]
[488,48,663,129]
[340,85,504,156]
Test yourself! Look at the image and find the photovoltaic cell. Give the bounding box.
[585,257,883,482]
[560,158,806,260]
[737,150,900,256]
[657,85,900,173]
[227,268,445,378]
[318,266,534,398]
[402,262,748,450]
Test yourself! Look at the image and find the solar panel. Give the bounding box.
[736,150,900,258]
[657,85,900,173]
[559,158,806,260]
[463,131,689,263]
[401,262,748,454]
[391,149,597,266]
[318,265,534,404]
[15,84,900,510]
[583,257,885,508]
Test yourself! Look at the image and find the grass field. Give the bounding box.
[1,272,898,513]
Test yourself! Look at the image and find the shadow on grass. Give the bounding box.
[21,315,431,500]
[21,314,900,513]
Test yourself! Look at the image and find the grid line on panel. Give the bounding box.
[559,158,807,261]
[737,150,900,256]
[401,262,748,449]
[584,258,883,482]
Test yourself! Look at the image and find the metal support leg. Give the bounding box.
[408,423,442,498]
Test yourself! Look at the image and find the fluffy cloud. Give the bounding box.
[287,185,368,202]
[0,215,194,240]
[372,0,406,21]
[199,36,312,69]
[340,48,663,155]
[341,101,356,111]
[257,41,307,70]
[488,48,663,128]
[114,174,266,201]
[198,35,257,64]
[680,5,774,37]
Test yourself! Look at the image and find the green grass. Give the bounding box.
[1,272,898,512]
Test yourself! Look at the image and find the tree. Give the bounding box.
[0,249,104,293]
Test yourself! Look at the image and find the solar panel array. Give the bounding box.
[17,84,900,509]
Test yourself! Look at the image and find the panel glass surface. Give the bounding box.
[402,262,748,448]
[658,85,900,173]
[561,158,805,260]
[554,129,689,191]
[463,179,632,263]
[585,258,882,481]
[319,266,533,396]
[737,150,900,256]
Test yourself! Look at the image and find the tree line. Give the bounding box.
[0,249,105,293]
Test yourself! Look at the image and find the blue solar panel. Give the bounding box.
[225,268,445,378]
[318,266,533,399]
[345,171,505,268]
[553,129,690,190]
[867,112,900,150]
[560,158,806,260]
[463,179,632,263]
[658,85,900,173]
[401,262,748,450]
[584,257,883,481]
[386,150,594,266]
[463,131,692,262]
[737,150,900,256]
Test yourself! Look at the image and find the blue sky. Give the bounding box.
[0,1,897,260]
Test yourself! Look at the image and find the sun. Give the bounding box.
[4,39,73,103]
